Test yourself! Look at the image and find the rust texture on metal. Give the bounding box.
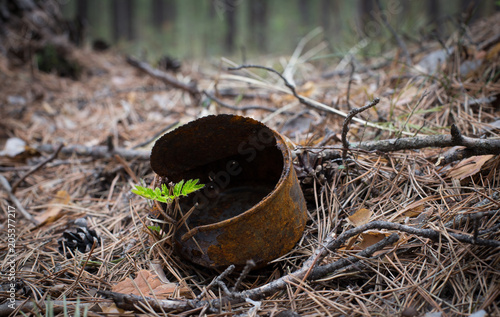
[151,114,307,269]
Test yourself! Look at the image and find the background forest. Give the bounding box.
[60,0,500,59]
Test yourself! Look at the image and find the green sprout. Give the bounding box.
[131,179,204,203]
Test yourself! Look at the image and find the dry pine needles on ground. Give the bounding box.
[1,11,500,317]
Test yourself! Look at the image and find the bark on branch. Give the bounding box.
[353,124,500,164]
[299,124,500,165]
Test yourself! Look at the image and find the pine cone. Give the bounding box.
[58,218,100,258]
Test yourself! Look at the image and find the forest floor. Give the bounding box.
[1,12,500,317]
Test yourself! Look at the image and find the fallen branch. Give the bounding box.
[97,290,194,313]
[126,56,200,99]
[297,124,500,165]
[99,233,397,313]
[358,124,500,164]
[99,217,500,314]
[34,144,150,161]
[232,233,399,301]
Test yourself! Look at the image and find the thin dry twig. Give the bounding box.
[202,90,286,113]
[0,175,37,224]
[232,260,256,292]
[228,64,326,113]
[197,264,235,300]
[11,143,63,193]
[341,98,381,160]
[35,143,150,160]
[102,216,499,314]
[227,64,415,136]
[126,56,200,98]
[346,60,355,110]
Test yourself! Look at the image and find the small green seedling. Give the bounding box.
[131,179,204,203]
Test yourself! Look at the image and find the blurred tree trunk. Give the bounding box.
[152,0,176,29]
[461,0,480,23]
[209,0,216,18]
[224,0,237,53]
[152,0,164,28]
[357,0,374,36]
[320,0,331,33]
[76,0,87,22]
[298,0,311,26]
[112,0,134,41]
[427,0,441,36]
[249,0,267,52]
[72,0,87,46]
[165,0,176,22]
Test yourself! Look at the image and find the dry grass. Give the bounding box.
[1,12,500,317]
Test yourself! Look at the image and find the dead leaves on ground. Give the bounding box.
[447,154,495,180]
[111,269,192,299]
[345,208,390,250]
[347,208,373,227]
[34,190,71,226]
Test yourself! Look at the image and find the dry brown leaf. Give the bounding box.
[347,208,373,227]
[344,234,360,250]
[447,155,494,180]
[112,270,191,299]
[486,42,500,60]
[34,190,71,226]
[357,231,392,249]
[100,303,131,314]
[402,204,424,218]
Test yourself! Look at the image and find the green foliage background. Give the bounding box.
[61,0,498,61]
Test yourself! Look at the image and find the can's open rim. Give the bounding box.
[150,114,292,236]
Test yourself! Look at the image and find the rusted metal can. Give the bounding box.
[151,115,307,269]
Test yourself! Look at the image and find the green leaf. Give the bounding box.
[131,179,204,203]
[161,183,169,195]
[148,225,161,232]
[182,179,205,196]
[154,187,162,197]
[173,179,184,197]
[132,186,155,200]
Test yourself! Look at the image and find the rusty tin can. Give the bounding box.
[151,115,307,269]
